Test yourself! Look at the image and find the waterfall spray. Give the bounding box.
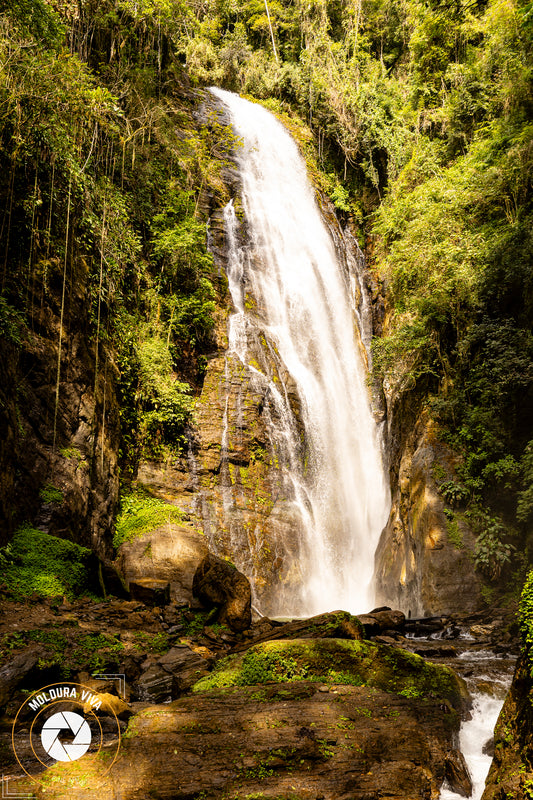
[211,88,390,616]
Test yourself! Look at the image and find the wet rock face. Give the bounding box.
[374,414,482,617]
[445,748,473,797]
[0,649,40,709]
[132,311,306,616]
[193,553,252,632]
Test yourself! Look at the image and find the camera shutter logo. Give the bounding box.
[10,681,122,787]
[40,710,92,762]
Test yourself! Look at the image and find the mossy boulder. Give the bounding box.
[193,638,469,710]
[1,525,97,600]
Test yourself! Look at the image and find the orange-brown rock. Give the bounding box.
[17,680,466,800]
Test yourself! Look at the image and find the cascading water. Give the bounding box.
[439,649,514,800]
[209,88,390,616]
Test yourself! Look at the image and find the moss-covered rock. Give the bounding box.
[1,525,97,600]
[193,637,469,710]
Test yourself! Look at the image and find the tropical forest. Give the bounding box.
[0,0,532,796]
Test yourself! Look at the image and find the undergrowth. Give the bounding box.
[0,525,95,600]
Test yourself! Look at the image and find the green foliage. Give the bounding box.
[518,441,533,524]
[0,297,24,343]
[1,525,94,600]
[113,490,183,548]
[184,609,212,635]
[133,631,171,654]
[2,0,65,46]
[39,484,64,505]
[519,570,533,678]
[0,1,221,481]
[366,0,533,577]
[151,183,214,292]
[137,334,194,446]
[473,513,515,580]
[70,632,124,672]
[0,627,124,674]
[445,514,464,550]
[440,481,469,508]
[1,0,532,598]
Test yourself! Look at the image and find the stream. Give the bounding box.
[404,625,515,799]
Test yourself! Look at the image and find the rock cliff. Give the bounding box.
[374,412,482,617]
[0,257,120,559]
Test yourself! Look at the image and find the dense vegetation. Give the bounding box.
[0,0,228,473]
[0,0,531,591]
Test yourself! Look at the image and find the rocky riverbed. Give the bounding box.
[0,575,521,800]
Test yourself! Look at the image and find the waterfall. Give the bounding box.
[210,88,390,617]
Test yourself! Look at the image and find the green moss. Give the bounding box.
[0,627,124,674]
[59,446,86,464]
[2,525,95,600]
[192,639,467,710]
[69,632,124,672]
[114,489,183,548]
[39,484,64,504]
[132,631,171,654]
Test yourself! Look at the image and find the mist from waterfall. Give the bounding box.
[211,87,390,616]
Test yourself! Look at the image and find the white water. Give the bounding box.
[440,647,514,800]
[210,88,390,616]
[440,691,505,800]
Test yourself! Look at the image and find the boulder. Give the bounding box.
[192,554,252,632]
[0,648,40,709]
[356,608,405,637]
[130,578,170,607]
[117,523,208,604]
[231,610,363,652]
[23,640,468,800]
[482,736,495,757]
[444,749,473,797]
[372,609,406,630]
[157,645,210,692]
[135,665,173,703]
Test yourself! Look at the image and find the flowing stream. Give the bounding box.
[438,647,514,800]
[440,691,504,800]
[210,88,390,616]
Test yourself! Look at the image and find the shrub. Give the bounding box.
[474,517,515,580]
